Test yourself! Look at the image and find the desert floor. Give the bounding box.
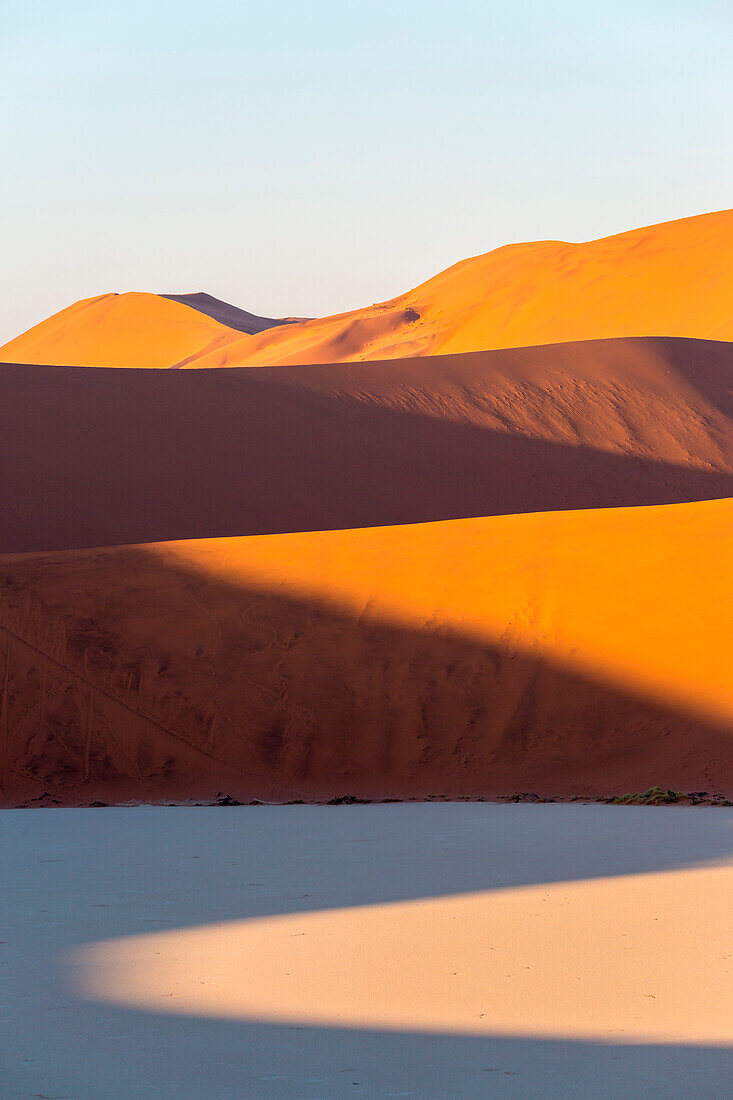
[3,803,733,1098]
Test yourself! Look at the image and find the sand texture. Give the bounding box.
[0,336,731,553]
[1,496,730,805]
[0,211,731,806]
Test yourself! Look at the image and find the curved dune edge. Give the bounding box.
[70,861,733,1044]
[0,291,246,369]
[1,336,731,554]
[183,208,733,367]
[2,209,733,369]
[1,499,730,806]
[148,497,733,729]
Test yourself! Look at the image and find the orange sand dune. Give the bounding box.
[1,326,729,804]
[1,336,731,553]
[3,210,732,370]
[184,208,733,367]
[0,498,730,806]
[0,291,250,369]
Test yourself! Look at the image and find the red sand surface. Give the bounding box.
[1,209,730,805]
[0,499,730,806]
[2,210,733,369]
[0,332,730,805]
[0,336,731,553]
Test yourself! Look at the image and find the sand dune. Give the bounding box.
[181,208,733,367]
[0,215,730,804]
[1,334,730,804]
[0,291,248,369]
[0,498,730,805]
[3,210,732,369]
[1,336,731,553]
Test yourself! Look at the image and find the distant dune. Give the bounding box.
[0,336,730,553]
[0,329,731,804]
[0,291,274,369]
[2,209,732,368]
[1,499,730,805]
[175,208,733,366]
[0,209,730,805]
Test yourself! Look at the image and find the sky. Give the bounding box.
[2,0,732,343]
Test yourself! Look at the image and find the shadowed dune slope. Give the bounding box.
[181,208,733,367]
[0,291,249,368]
[0,499,730,805]
[0,336,731,553]
[160,292,307,336]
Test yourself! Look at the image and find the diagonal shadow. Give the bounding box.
[0,346,731,552]
[2,340,732,1095]
[31,1014,733,1098]
[658,334,733,419]
[2,543,731,807]
[160,291,304,336]
[4,803,733,1098]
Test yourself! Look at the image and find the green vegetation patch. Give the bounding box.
[609,786,681,805]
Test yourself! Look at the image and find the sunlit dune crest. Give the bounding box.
[72,860,733,1044]
[158,208,733,366]
[2,209,733,368]
[0,291,246,369]
[188,209,733,368]
[0,211,730,806]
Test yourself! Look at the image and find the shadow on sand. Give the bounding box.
[2,542,731,805]
[3,804,733,1097]
[1,346,732,552]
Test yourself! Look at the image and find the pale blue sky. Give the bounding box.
[2,1,732,343]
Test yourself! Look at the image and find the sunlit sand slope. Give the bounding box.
[184,209,733,366]
[1,337,731,553]
[3,210,732,369]
[0,291,247,368]
[1,499,730,805]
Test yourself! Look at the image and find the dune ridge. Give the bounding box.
[0,291,247,369]
[0,330,731,804]
[0,499,730,806]
[1,211,730,805]
[160,292,307,336]
[180,208,733,367]
[2,209,733,369]
[0,336,731,553]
